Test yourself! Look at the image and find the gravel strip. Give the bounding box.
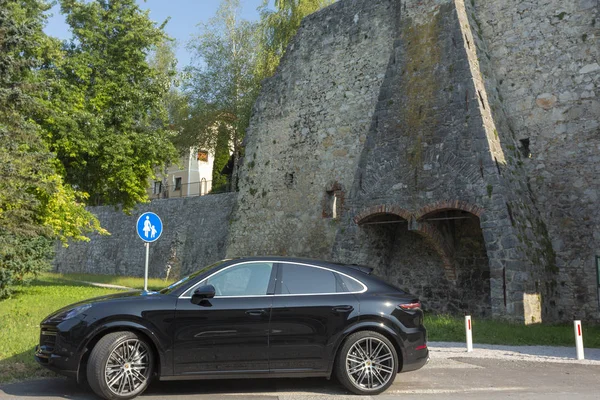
[71,280,133,290]
[429,341,600,365]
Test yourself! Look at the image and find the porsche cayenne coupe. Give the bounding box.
[36,257,428,399]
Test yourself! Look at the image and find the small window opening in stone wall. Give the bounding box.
[285,172,295,188]
[323,182,344,219]
[519,138,531,158]
[174,177,182,191]
[323,190,343,219]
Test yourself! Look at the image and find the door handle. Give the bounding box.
[246,309,267,316]
[332,305,354,313]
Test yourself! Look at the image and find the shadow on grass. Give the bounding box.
[0,347,57,386]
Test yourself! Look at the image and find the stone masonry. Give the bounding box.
[55,0,599,323]
[227,0,600,323]
[55,194,236,280]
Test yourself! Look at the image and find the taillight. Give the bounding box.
[398,301,421,310]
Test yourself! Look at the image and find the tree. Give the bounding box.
[256,0,334,80]
[0,0,105,298]
[38,0,178,211]
[183,0,260,191]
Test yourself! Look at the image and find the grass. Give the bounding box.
[44,272,174,291]
[426,314,600,348]
[0,273,174,384]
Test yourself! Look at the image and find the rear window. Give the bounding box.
[277,263,364,295]
[340,274,364,292]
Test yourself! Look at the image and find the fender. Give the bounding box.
[326,318,406,375]
[76,317,172,381]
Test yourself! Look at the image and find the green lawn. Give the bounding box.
[44,271,173,290]
[426,314,600,348]
[0,273,173,383]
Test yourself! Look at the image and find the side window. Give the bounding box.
[278,264,343,295]
[339,274,364,293]
[204,262,273,297]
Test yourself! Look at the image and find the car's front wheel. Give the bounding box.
[335,330,398,395]
[86,331,154,400]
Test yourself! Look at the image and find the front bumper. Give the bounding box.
[34,325,81,379]
[34,345,77,379]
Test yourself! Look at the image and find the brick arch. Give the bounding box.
[354,204,413,225]
[353,205,457,281]
[415,200,484,220]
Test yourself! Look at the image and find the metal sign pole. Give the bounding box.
[136,212,162,294]
[144,242,149,292]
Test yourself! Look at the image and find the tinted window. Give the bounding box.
[278,263,363,294]
[340,274,364,292]
[160,260,226,295]
[204,262,273,297]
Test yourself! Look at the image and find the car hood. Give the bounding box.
[42,290,156,324]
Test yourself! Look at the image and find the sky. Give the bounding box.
[44,0,268,68]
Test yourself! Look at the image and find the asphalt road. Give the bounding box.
[1,356,599,400]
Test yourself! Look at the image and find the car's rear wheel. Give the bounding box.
[335,331,398,395]
[86,331,154,400]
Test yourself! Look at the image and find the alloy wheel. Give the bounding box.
[104,338,151,396]
[345,337,395,391]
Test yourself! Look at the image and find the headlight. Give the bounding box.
[55,304,92,321]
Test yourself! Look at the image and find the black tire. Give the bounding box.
[335,330,398,395]
[86,331,154,400]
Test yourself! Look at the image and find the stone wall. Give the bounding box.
[227,0,599,322]
[54,0,600,322]
[54,194,236,279]
[227,0,400,258]
[474,0,600,321]
[228,0,553,321]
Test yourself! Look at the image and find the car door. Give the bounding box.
[173,261,275,375]
[269,262,362,372]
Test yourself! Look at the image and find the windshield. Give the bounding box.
[159,260,227,294]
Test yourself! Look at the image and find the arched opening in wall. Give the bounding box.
[355,207,491,317]
[419,209,491,317]
[357,212,458,315]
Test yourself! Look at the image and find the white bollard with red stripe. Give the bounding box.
[465,315,473,352]
[574,320,584,360]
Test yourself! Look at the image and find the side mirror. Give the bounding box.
[191,284,216,305]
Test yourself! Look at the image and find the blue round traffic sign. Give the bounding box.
[136,212,163,242]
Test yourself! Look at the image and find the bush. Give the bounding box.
[0,233,53,299]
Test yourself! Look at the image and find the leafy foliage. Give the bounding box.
[0,0,109,298]
[212,126,232,192]
[178,0,332,191]
[38,0,178,211]
[182,0,260,185]
[256,0,334,79]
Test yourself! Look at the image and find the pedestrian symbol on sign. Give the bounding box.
[136,212,162,243]
[136,212,163,292]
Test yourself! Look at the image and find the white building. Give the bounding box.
[148,148,214,199]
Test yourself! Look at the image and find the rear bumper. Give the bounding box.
[400,347,429,372]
